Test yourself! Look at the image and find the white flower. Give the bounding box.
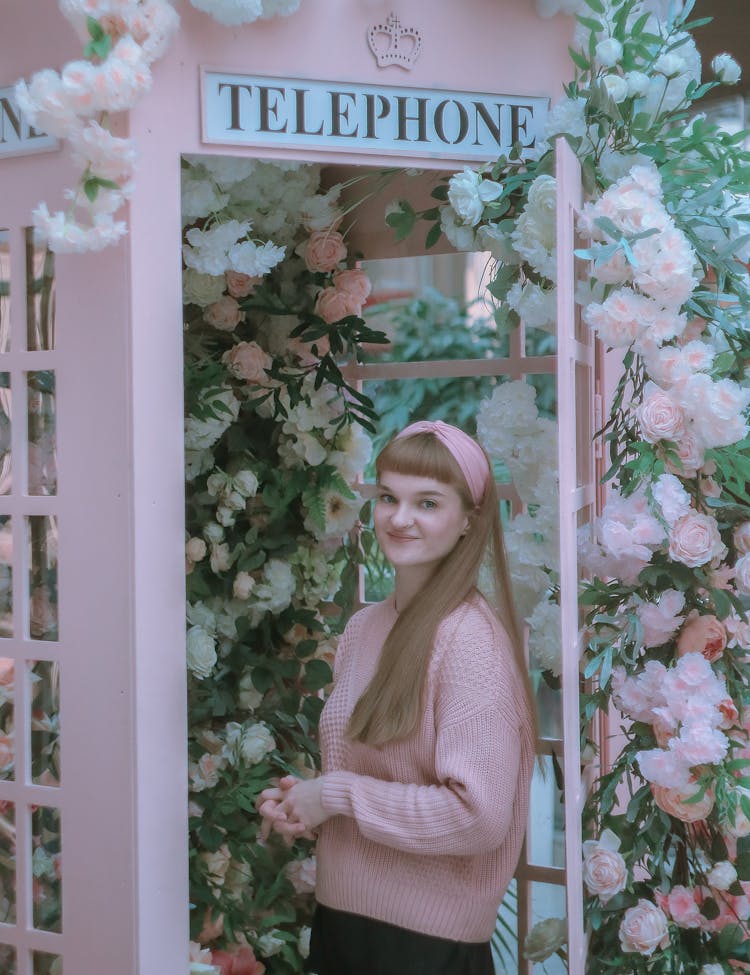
[233,469,260,497]
[182,177,230,222]
[700,966,726,975]
[184,388,239,451]
[545,96,587,140]
[625,71,652,97]
[524,917,567,962]
[447,168,503,227]
[187,625,217,679]
[227,239,286,277]
[707,860,737,891]
[526,600,562,676]
[603,74,630,104]
[440,207,477,251]
[240,722,275,765]
[652,473,691,527]
[297,926,311,959]
[189,0,264,25]
[256,929,285,957]
[232,572,255,600]
[507,281,556,331]
[713,53,741,85]
[184,220,252,276]
[596,38,623,68]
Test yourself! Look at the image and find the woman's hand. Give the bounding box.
[256,775,328,842]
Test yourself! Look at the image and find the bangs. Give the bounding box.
[376,432,468,494]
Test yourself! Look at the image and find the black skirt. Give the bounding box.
[307,903,495,975]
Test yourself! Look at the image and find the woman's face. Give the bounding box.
[373,470,469,575]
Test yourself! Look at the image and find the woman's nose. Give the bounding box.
[390,503,414,528]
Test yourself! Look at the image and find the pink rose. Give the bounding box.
[664,430,705,477]
[619,899,670,955]
[736,554,750,596]
[676,611,727,662]
[222,342,272,384]
[734,522,750,556]
[663,885,703,929]
[211,947,265,975]
[0,658,13,687]
[204,296,244,331]
[636,589,685,648]
[582,830,627,903]
[333,268,372,304]
[652,783,715,822]
[636,386,686,443]
[669,512,727,568]
[0,734,13,770]
[303,230,347,273]
[315,287,362,324]
[225,271,260,298]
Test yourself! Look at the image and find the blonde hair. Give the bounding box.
[347,430,538,748]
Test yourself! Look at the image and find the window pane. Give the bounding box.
[27,516,58,642]
[528,754,565,869]
[0,800,15,923]
[25,228,55,352]
[0,656,12,783]
[31,805,61,932]
[0,374,11,496]
[529,880,567,975]
[0,944,16,974]
[0,518,12,636]
[0,230,9,354]
[33,950,62,975]
[30,661,60,787]
[27,371,57,496]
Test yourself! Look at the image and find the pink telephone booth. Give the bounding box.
[0,2,595,973]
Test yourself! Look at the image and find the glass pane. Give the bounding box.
[25,228,55,352]
[0,656,13,783]
[27,372,57,496]
[0,230,9,354]
[33,951,62,975]
[0,944,16,975]
[528,880,567,974]
[536,682,562,740]
[31,805,61,932]
[493,879,518,974]
[0,800,15,923]
[0,374,11,496]
[30,661,60,787]
[27,516,58,642]
[0,518,12,636]
[528,754,565,869]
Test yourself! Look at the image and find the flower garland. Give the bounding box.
[405,0,750,970]
[182,156,386,975]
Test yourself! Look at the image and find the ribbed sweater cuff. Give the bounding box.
[321,771,357,817]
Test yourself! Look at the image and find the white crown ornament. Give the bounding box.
[367,13,422,70]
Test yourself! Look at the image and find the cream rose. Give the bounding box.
[636,387,686,444]
[232,571,255,600]
[582,829,627,903]
[332,268,372,304]
[183,269,226,308]
[315,287,362,324]
[669,512,727,568]
[185,537,207,563]
[239,722,275,765]
[222,341,272,384]
[676,611,727,662]
[203,295,244,331]
[618,899,670,955]
[523,917,567,962]
[187,625,217,680]
[303,230,347,272]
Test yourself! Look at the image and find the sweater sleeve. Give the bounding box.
[320,683,526,857]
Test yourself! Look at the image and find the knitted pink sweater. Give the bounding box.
[315,593,535,943]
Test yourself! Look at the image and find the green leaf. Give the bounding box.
[425,222,442,250]
[302,659,332,692]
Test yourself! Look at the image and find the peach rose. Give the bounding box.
[225,271,260,298]
[303,230,347,273]
[582,830,627,903]
[668,512,727,568]
[211,947,265,975]
[653,783,715,822]
[618,899,670,955]
[333,268,372,304]
[204,296,244,331]
[636,387,686,444]
[315,287,362,324]
[676,611,727,662]
[222,342,272,384]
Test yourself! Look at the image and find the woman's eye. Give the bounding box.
[378,493,395,504]
[421,499,437,510]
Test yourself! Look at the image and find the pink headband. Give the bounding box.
[395,420,490,506]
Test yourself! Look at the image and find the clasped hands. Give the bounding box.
[256,774,329,844]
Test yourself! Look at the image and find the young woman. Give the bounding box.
[258,420,537,975]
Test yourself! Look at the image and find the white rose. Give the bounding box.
[707,860,737,891]
[524,917,567,962]
[713,53,741,85]
[238,671,263,711]
[256,930,285,957]
[440,206,477,251]
[202,522,224,544]
[619,899,669,955]
[210,542,232,573]
[185,537,207,562]
[233,469,259,497]
[447,168,502,226]
[596,38,623,68]
[240,723,275,765]
[603,74,630,104]
[186,625,217,679]
[700,966,726,975]
[626,71,651,97]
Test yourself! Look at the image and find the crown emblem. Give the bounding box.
[367,13,422,70]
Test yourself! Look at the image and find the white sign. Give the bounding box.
[0,87,58,158]
[201,71,548,162]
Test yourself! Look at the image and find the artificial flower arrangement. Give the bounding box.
[181,155,388,974]
[409,0,750,970]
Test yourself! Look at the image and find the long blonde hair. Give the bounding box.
[347,430,537,748]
